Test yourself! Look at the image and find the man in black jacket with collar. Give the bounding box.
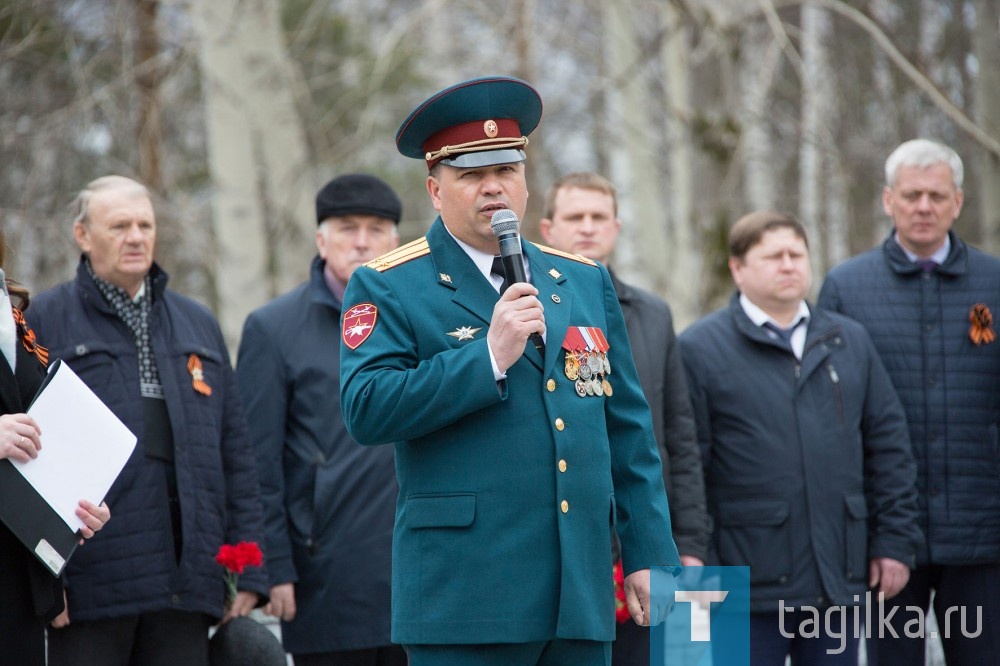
[680,210,920,665]
[539,171,709,665]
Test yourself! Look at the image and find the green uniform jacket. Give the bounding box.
[340,218,679,645]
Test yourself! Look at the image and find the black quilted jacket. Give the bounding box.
[28,259,268,621]
[819,231,1000,565]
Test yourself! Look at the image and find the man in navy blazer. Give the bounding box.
[237,174,406,665]
[339,76,679,666]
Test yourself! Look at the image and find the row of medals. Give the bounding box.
[565,350,612,397]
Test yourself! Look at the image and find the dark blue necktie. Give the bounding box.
[915,259,938,272]
[763,320,801,348]
[491,256,509,294]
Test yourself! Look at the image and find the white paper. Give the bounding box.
[14,360,137,531]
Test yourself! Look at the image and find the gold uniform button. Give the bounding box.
[555,418,565,431]
[546,378,556,392]
[560,500,569,513]
[558,459,568,472]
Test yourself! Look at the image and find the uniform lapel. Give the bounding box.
[526,244,570,376]
[426,219,497,327]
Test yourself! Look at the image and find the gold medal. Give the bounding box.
[564,353,580,380]
[602,378,613,396]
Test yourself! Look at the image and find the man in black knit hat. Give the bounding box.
[237,173,407,665]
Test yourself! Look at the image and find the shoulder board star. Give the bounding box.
[447,326,482,341]
[365,237,431,272]
[532,242,598,266]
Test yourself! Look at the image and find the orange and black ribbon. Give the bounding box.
[187,353,212,396]
[969,303,996,346]
[12,307,49,366]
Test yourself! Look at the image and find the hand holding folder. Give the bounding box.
[0,359,136,575]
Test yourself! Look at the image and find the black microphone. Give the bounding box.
[490,209,544,353]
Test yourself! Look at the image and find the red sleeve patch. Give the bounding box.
[342,303,378,350]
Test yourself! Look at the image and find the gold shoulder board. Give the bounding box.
[533,243,598,266]
[365,237,430,272]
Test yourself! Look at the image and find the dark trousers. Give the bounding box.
[611,619,648,666]
[867,563,1000,666]
[294,644,408,666]
[406,639,610,666]
[46,609,213,666]
[739,610,859,666]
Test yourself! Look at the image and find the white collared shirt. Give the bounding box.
[739,294,810,360]
[894,232,950,265]
[0,270,15,372]
[446,229,532,291]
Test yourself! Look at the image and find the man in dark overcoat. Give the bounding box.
[237,173,406,665]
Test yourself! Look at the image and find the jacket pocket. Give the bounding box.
[64,341,128,399]
[716,499,791,585]
[406,494,476,529]
[843,494,869,582]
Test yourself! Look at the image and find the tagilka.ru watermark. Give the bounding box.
[779,591,983,655]
[650,568,984,665]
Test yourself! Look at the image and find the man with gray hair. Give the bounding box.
[237,173,407,665]
[819,139,1000,664]
[28,175,267,666]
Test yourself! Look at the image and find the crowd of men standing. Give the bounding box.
[1,73,997,666]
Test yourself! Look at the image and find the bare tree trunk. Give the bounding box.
[741,22,779,211]
[603,1,667,296]
[799,4,828,281]
[973,0,1000,254]
[825,152,850,266]
[661,0,699,327]
[513,0,545,236]
[135,0,164,194]
[190,0,314,350]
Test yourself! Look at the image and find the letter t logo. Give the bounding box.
[674,591,729,641]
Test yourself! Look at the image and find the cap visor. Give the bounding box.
[439,149,526,169]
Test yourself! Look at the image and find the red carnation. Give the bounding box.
[215,541,263,608]
[613,559,630,624]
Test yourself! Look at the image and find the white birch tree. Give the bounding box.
[798,4,828,280]
[603,1,667,296]
[660,0,700,326]
[190,0,314,348]
[973,0,1000,253]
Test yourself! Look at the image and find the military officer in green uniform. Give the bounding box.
[339,76,680,666]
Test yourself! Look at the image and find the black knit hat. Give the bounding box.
[315,173,402,225]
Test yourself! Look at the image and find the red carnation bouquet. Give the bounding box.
[215,541,263,609]
[613,559,630,624]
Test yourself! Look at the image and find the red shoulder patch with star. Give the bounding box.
[343,303,378,350]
